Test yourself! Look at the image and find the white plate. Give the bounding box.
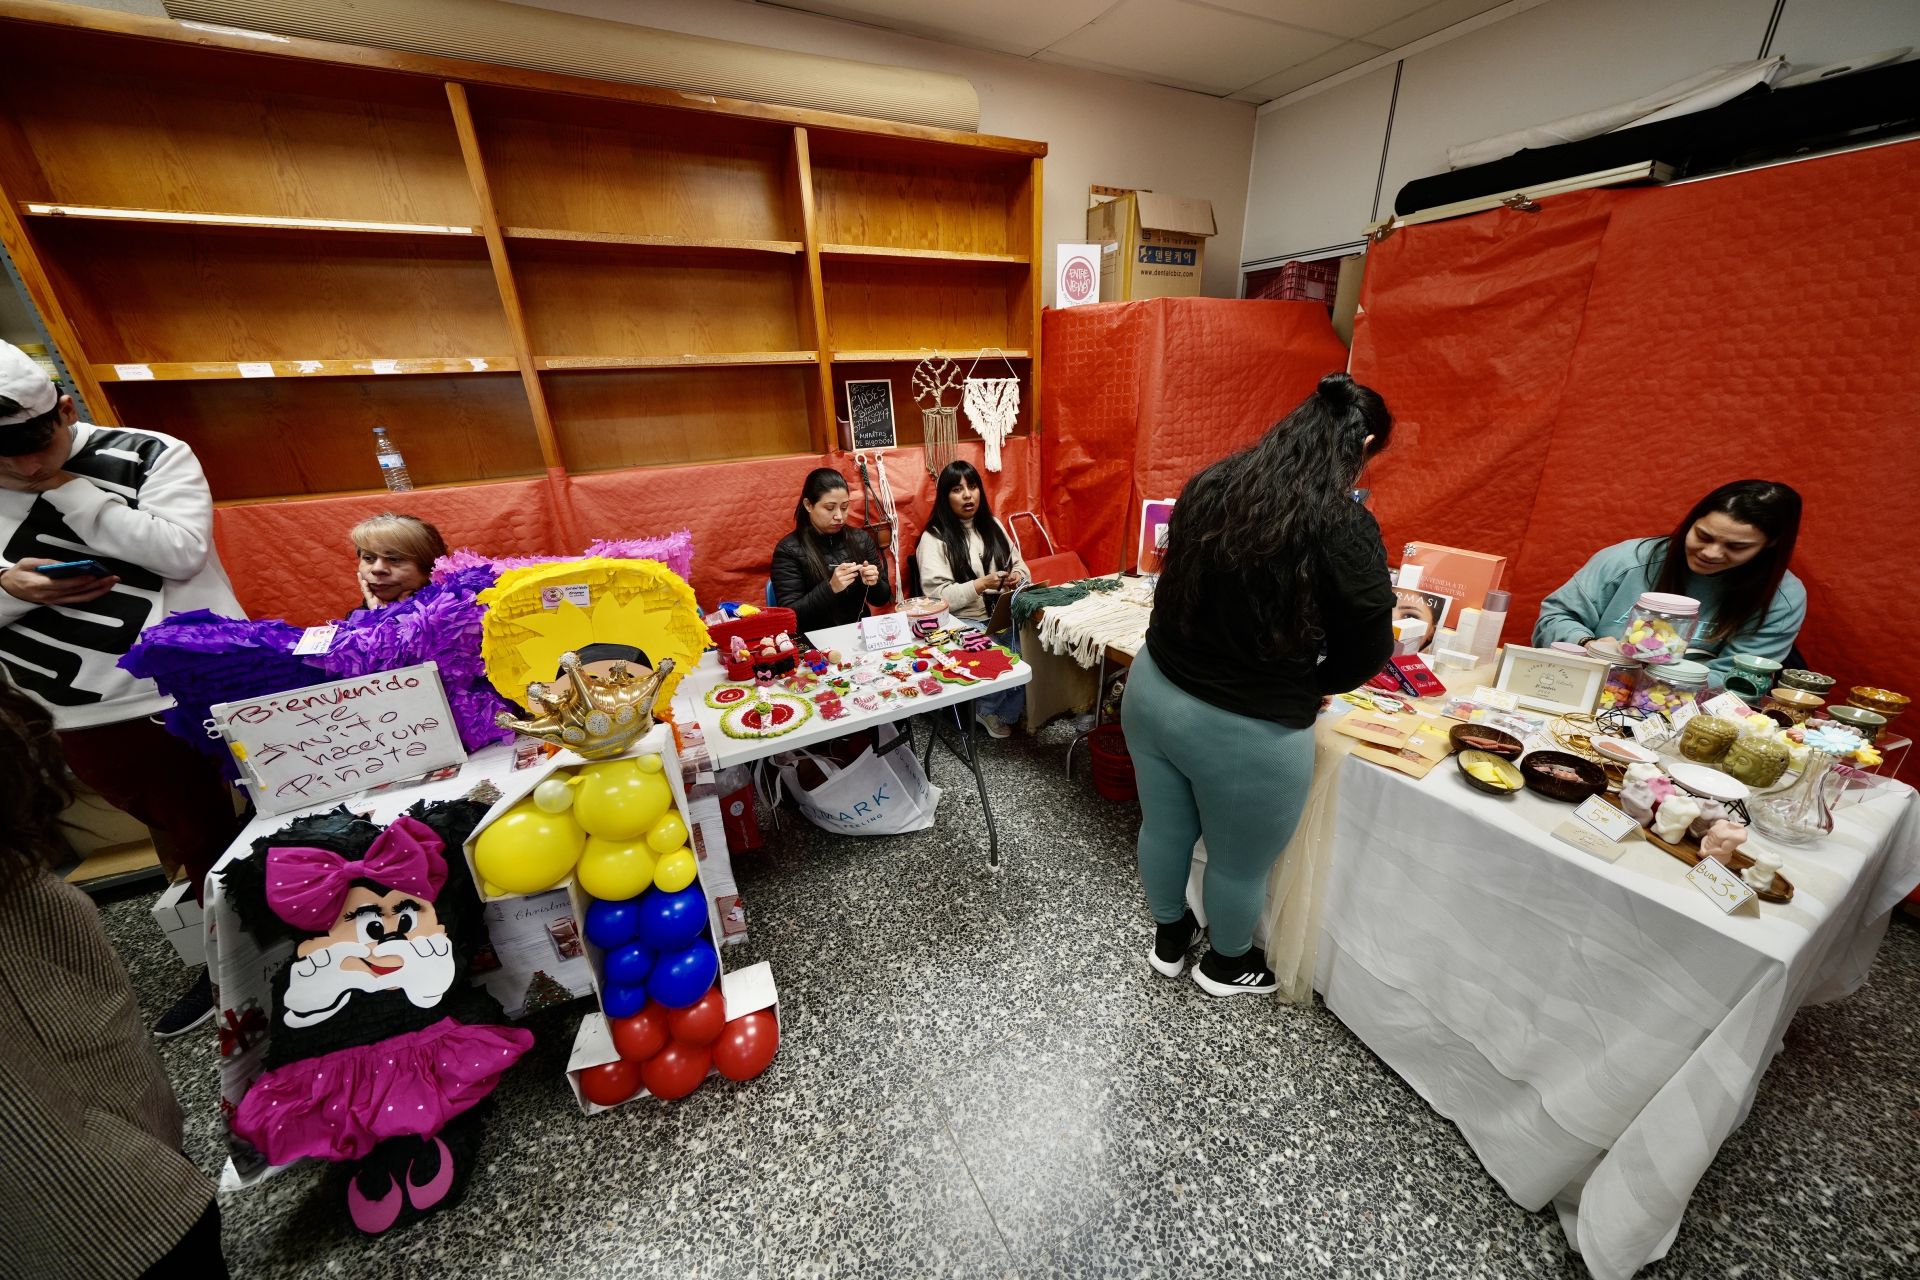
[1666,761,1751,803]
[1595,736,1658,764]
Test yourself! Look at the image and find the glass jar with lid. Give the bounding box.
[1618,592,1701,665]
[1679,715,1742,764]
[1724,733,1791,789]
[1631,658,1709,718]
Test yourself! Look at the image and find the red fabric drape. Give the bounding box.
[1355,140,1920,686]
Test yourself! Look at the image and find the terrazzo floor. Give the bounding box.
[102,720,1920,1279]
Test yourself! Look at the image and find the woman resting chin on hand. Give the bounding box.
[351,513,447,614]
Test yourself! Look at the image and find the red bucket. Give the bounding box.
[1087,724,1137,802]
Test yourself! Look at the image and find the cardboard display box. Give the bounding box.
[151,877,206,967]
[1086,188,1217,301]
[565,962,781,1115]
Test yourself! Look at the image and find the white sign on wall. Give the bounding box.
[1055,243,1102,308]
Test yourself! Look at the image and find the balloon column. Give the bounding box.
[571,754,779,1107]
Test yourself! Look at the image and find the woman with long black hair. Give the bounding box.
[770,467,892,634]
[1126,373,1395,997]
[915,459,1028,737]
[1534,480,1806,677]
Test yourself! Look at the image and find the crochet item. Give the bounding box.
[1010,575,1123,632]
[720,693,814,739]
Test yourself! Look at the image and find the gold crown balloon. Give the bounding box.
[495,651,676,760]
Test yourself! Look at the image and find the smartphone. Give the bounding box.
[37,559,110,579]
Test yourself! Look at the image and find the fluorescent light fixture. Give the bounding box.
[24,204,474,235]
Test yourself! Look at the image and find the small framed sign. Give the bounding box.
[845,379,897,451]
[1494,645,1609,716]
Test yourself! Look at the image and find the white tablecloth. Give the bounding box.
[1315,756,1919,1279]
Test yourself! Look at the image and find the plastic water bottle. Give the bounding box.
[372,425,413,492]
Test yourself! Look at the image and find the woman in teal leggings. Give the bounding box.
[1124,373,1395,996]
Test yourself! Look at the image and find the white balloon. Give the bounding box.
[533,777,576,813]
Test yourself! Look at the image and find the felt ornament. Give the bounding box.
[221,801,531,1237]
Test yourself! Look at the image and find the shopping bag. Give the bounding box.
[773,726,943,836]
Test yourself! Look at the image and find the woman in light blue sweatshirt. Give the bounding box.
[1534,480,1805,679]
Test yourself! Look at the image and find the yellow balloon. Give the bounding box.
[646,808,689,855]
[572,759,672,841]
[473,803,585,895]
[637,753,665,774]
[576,836,657,902]
[653,846,698,893]
[532,775,576,814]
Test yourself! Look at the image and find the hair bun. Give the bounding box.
[1317,371,1355,405]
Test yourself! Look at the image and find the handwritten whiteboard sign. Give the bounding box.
[208,663,465,816]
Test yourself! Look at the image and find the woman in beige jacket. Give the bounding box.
[914,460,1028,737]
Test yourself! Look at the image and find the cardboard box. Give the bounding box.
[151,877,206,967]
[1086,189,1216,301]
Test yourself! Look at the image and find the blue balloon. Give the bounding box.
[585,898,642,950]
[635,885,707,951]
[604,942,654,988]
[602,983,647,1019]
[647,940,719,1009]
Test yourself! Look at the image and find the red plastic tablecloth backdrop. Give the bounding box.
[1041,298,1351,575]
[1354,140,1920,689]
[215,438,1041,625]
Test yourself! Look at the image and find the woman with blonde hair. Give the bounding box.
[351,513,447,612]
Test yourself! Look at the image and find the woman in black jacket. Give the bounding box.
[770,467,892,633]
[1125,373,1395,997]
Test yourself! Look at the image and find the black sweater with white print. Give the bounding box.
[0,423,243,729]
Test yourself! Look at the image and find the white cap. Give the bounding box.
[0,341,58,425]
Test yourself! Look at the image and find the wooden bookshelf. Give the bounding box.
[0,1,1046,503]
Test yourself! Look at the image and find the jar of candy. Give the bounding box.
[1679,715,1742,764]
[1724,654,1783,701]
[1618,592,1700,665]
[1723,733,1790,789]
[1631,658,1709,718]
[1598,661,1639,712]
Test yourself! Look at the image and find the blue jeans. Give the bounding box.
[966,626,1025,725]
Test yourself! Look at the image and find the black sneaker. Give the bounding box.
[1147,909,1203,978]
[155,968,215,1039]
[1191,947,1278,998]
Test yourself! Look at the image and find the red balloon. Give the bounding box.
[611,1003,670,1062]
[640,1040,712,1101]
[666,987,727,1047]
[711,1011,780,1082]
[578,1058,642,1107]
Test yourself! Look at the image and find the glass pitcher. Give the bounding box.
[1749,748,1842,844]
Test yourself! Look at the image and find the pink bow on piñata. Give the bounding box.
[265,816,450,931]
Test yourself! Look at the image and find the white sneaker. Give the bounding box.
[977,713,1012,739]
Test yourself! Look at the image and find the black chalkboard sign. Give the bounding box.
[845,379,897,450]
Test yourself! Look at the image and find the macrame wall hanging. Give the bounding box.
[911,354,962,476]
[962,348,1020,473]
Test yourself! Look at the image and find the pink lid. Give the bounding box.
[1635,592,1700,617]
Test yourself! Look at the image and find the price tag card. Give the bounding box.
[857,612,912,652]
[1668,699,1702,733]
[1472,685,1520,712]
[1702,692,1753,721]
[1522,731,1558,756]
[292,624,338,655]
[1574,794,1639,842]
[1628,716,1673,749]
[1686,856,1757,914]
[1551,821,1631,864]
[540,584,592,610]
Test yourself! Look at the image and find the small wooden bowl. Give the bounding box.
[1521,750,1608,803]
[1449,724,1523,758]
[1457,749,1524,796]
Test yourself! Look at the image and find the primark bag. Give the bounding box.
[772,725,943,836]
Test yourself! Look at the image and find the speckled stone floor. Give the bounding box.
[101,720,1920,1279]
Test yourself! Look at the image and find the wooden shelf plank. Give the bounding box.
[93,356,517,382]
[536,352,820,371]
[20,202,478,236]
[820,243,1028,266]
[503,226,804,255]
[213,473,541,509]
[831,349,1030,363]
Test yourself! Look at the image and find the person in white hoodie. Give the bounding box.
[914,460,1029,738]
[0,341,246,1037]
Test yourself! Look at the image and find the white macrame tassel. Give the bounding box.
[963,377,1020,472]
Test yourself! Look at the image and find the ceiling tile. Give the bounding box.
[1364,0,1512,49]
[1042,0,1344,95]
[1234,40,1388,100]
[765,1,1114,58]
[1199,1,1443,40]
